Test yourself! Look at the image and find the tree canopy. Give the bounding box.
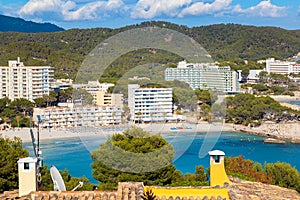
[225,94,300,126]
[0,137,29,193]
[0,22,299,79]
[91,127,178,188]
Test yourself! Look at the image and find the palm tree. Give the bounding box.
[136,111,142,124]
[142,189,156,200]
[15,116,22,128]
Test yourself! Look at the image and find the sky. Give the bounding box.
[0,0,299,30]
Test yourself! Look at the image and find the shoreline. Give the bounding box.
[1,121,299,143]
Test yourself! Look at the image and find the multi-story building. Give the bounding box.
[265,58,300,74]
[165,61,239,92]
[0,57,53,101]
[73,81,114,93]
[33,104,122,128]
[247,70,263,84]
[73,81,115,105]
[95,90,123,107]
[128,84,173,123]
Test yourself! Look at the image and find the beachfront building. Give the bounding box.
[95,90,123,107]
[266,58,300,74]
[165,61,239,92]
[33,104,122,128]
[128,84,173,123]
[0,57,53,101]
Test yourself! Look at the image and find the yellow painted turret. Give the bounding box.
[209,150,231,187]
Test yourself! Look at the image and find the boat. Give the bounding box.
[264,138,286,144]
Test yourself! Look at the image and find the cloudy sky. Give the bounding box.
[0,0,299,29]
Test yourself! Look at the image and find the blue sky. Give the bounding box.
[0,0,299,30]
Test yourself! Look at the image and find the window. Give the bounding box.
[24,162,30,170]
[214,155,220,163]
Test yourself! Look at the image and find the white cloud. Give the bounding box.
[179,0,232,17]
[131,0,192,19]
[232,0,287,17]
[19,0,125,21]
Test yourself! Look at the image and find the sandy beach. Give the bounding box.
[1,121,299,143]
[0,126,125,143]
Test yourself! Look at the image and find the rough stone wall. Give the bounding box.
[229,177,300,200]
[2,180,300,200]
[117,182,144,200]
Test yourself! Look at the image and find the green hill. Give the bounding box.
[0,21,299,80]
[0,14,64,33]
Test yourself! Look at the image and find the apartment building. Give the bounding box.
[128,84,173,123]
[95,90,123,107]
[33,104,122,128]
[73,81,115,104]
[0,57,53,101]
[165,61,239,92]
[266,58,300,74]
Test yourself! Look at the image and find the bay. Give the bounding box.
[23,131,300,184]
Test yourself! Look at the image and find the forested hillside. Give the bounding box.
[0,21,299,79]
[0,14,64,33]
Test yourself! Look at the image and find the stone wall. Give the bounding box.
[2,179,300,200]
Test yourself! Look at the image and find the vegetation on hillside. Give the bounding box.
[0,22,299,80]
[225,94,300,126]
[0,14,64,33]
[225,156,300,193]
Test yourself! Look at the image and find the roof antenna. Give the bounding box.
[50,165,83,191]
[29,112,43,187]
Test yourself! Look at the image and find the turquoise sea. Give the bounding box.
[289,100,300,106]
[23,131,300,184]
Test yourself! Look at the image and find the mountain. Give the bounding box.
[0,15,64,33]
[0,21,299,80]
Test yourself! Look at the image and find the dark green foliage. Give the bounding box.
[225,156,300,193]
[91,127,177,188]
[253,72,299,95]
[0,14,64,32]
[43,91,58,106]
[72,88,94,105]
[0,98,35,128]
[0,22,299,79]
[0,137,29,192]
[195,89,217,105]
[195,166,207,182]
[265,162,300,192]
[252,84,268,92]
[225,94,299,126]
[8,98,34,116]
[34,98,47,108]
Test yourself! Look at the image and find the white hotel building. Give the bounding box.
[128,84,173,123]
[33,105,122,128]
[0,58,53,101]
[165,61,239,92]
[266,58,300,74]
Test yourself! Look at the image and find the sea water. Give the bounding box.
[23,131,300,184]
